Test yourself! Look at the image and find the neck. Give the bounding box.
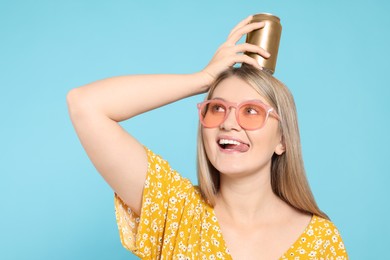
[215,169,286,224]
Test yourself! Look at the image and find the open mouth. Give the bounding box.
[218,138,250,152]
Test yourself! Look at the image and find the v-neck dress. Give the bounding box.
[115,148,348,259]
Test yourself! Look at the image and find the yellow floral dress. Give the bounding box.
[115,148,348,259]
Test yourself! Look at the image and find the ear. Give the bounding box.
[274,136,286,155]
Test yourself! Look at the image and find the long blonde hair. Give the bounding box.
[197,65,328,220]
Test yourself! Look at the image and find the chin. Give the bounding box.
[213,163,251,177]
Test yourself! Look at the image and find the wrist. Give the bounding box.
[195,71,215,92]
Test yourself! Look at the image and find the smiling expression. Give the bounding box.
[202,76,285,178]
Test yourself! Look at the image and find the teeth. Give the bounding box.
[219,139,241,145]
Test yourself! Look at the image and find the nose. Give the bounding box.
[220,107,241,131]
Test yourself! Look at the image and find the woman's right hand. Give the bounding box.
[201,15,271,84]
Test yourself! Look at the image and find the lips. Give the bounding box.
[217,136,250,152]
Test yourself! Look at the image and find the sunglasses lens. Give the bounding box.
[199,101,269,130]
[201,100,227,127]
[238,103,267,130]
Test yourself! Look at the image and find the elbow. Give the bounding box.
[66,88,80,115]
[66,88,89,120]
[66,88,78,108]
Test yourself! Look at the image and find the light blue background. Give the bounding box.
[1,0,389,259]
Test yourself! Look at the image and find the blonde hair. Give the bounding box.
[196,65,329,220]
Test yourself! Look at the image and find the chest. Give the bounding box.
[221,226,293,260]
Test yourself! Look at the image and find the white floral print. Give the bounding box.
[115,148,348,259]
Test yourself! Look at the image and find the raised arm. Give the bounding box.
[66,16,269,215]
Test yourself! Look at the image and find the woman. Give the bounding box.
[67,16,348,259]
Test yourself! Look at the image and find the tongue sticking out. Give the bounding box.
[221,143,249,152]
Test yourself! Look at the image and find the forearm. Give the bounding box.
[67,17,268,122]
[68,72,212,122]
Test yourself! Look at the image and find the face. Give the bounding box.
[202,76,285,178]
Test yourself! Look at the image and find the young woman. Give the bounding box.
[67,16,348,259]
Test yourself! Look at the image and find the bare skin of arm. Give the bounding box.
[67,16,269,216]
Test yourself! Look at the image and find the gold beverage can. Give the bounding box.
[245,13,282,74]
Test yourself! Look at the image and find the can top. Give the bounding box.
[251,13,280,23]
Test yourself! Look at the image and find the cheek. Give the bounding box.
[250,124,281,154]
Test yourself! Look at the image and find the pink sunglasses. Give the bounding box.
[198,99,280,130]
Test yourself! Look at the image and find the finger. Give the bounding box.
[227,22,265,45]
[228,54,262,70]
[228,21,265,44]
[233,43,270,58]
[228,15,253,38]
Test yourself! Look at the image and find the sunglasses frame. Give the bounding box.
[197,99,280,130]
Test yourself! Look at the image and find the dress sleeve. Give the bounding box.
[322,220,349,259]
[281,215,348,259]
[114,147,198,258]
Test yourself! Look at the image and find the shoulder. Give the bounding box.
[144,147,195,192]
[308,215,342,237]
[302,215,348,258]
